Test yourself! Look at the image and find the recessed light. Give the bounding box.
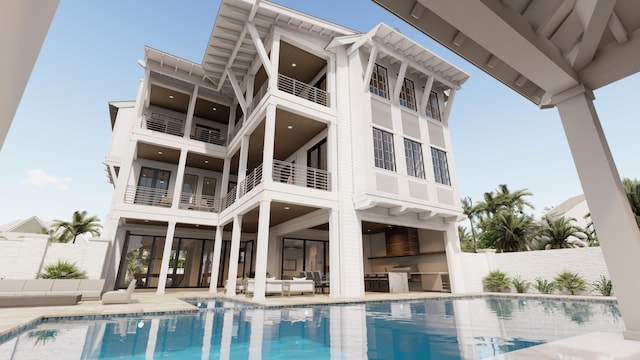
[157,151,163,155]
[287,125,293,129]
[212,107,217,111]
[291,63,297,67]
[144,220,150,223]
[284,206,290,210]
[195,224,200,227]
[204,160,209,164]
[169,95,174,99]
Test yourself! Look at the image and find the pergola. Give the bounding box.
[373,0,640,340]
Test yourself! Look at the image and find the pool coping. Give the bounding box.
[0,290,618,345]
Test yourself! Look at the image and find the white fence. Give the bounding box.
[0,235,110,280]
[458,247,610,294]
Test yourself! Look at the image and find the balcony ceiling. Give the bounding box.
[373,0,640,106]
[204,0,354,97]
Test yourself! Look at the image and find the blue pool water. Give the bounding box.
[0,297,623,359]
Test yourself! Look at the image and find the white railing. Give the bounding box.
[246,82,269,118]
[224,186,238,209]
[141,112,185,137]
[179,194,220,213]
[272,160,331,191]
[238,165,264,197]
[229,116,245,143]
[278,74,328,107]
[125,185,173,207]
[190,127,226,146]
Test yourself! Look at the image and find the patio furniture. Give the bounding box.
[282,279,315,296]
[102,279,136,305]
[0,278,105,301]
[245,279,284,296]
[312,271,329,293]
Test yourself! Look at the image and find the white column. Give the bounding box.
[225,215,243,295]
[328,123,338,193]
[183,84,199,140]
[220,157,231,200]
[170,149,188,208]
[329,208,341,298]
[252,200,272,301]
[268,33,280,90]
[262,104,276,184]
[443,221,466,293]
[209,225,224,293]
[156,221,177,294]
[554,85,640,341]
[238,135,250,185]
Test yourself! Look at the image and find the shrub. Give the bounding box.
[511,276,529,293]
[37,260,87,279]
[483,270,511,292]
[591,275,613,296]
[533,277,555,294]
[554,271,586,295]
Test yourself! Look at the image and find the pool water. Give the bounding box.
[0,297,623,359]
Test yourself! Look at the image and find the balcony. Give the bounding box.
[278,74,328,107]
[141,113,185,137]
[222,161,331,209]
[125,185,174,207]
[125,185,220,213]
[190,127,226,146]
[179,194,220,213]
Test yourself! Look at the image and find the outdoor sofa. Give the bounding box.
[0,278,105,307]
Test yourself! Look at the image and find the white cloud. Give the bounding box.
[24,169,71,191]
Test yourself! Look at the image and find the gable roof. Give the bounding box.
[2,216,50,234]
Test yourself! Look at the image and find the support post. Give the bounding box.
[209,225,224,293]
[554,85,640,341]
[157,221,177,294]
[252,200,272,301]
[225,215,243,295]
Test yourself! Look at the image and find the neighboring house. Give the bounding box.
[0,216,51,239]
[102,0,469,299]
[541,194,590,247]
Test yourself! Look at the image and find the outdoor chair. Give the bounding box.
[102,279,136,305]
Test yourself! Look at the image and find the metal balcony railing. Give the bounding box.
[224,185,238,209]
[246,82,268,118]
[125,185,174,207]
[238,165,264,197]
[278,74,328,107]
[272,160,331,191]
[190,127,226,146]
[179,194,220,213]
[141,113,185,137]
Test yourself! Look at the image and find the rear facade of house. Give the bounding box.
[103,0,469,300]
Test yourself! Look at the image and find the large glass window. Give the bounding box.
[181,174,198,206]
[369,64,389,99]
[399,78,417,110]
[431,147,451,185]
[307,138,327,189]
[373,128,396,171]
[425,91,441,121]
[202,177,217,206]
[136,167,171,205]
[404,139,425,178]
[281,238,328,279]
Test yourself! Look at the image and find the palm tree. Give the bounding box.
[537,216,587,249]
[457,225,475,252]
[496,184,535,214]
[483,210,533,252]
[623,178,640,228]
[582,212,599,246]
[461,197,478,250]
[52,210,102,243]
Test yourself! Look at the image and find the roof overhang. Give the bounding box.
[372,0,640,107]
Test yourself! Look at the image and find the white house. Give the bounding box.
[102,0,469,300]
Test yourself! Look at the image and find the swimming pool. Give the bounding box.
[0,296,623,359]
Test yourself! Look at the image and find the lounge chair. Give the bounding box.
[102,279,136,304]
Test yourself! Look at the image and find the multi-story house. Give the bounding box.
[103,0,469,300]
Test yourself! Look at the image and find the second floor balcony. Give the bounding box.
[124,185,220,213]
[223,160,331,209]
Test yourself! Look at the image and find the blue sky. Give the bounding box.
[1,0,639,226]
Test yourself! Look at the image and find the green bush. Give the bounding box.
[37,260,87,279]
[511,276,529,293]
[483,270,511,292]
[591,275,613,296]
[533,277,555,294]
[554,271,586,295]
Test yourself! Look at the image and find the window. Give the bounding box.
[399,78,417,110]
[431,148,450,185]
[425,91,441,121]
[373,128,396,171]
[369,64,389,99]
[404,139,425,178]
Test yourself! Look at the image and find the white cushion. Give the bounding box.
[267,277,276,281]
[293,277,306,280]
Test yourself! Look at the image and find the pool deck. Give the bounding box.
[1,290,640,359]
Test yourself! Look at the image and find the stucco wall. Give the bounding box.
[0,236,110,279]
[458,247,610,294]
